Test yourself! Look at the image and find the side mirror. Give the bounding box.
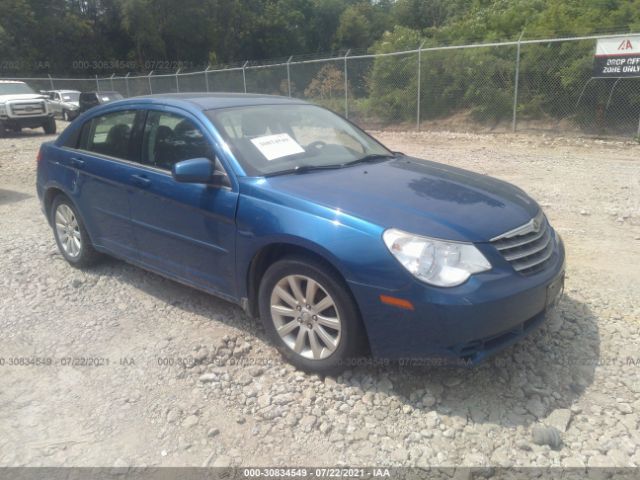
[172,157,229,186]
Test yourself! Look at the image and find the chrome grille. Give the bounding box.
[491,211,554,275]
[10,101,46,116]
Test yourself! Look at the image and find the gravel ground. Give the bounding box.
[1,122,639,468]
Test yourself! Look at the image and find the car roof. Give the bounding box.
[0,80,25,84]
[132,92,309,111]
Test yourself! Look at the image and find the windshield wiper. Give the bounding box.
[265,164,345,177]
[265,153,396,177]
[341,153,397,167]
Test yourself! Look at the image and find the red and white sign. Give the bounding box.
[594,36,640,77]
[595,36,640,57]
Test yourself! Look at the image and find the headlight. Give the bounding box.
[383,228,491,287]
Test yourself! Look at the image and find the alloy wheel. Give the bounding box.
[270,275,342,360]
[55,204,82,258]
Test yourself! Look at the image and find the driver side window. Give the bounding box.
[142,111,217,171]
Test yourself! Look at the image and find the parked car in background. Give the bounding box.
[0,80,56,137]
[36,93,565,374]
[78,91,124,114]
[44,90,80,121]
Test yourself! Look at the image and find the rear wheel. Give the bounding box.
[0,121,6,138]
[43,117,56,134]
[51,195,101,268]
[258,255,366,374]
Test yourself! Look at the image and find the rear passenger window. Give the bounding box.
[83,110,137,160]
[143,111,214,170]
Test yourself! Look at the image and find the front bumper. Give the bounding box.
[349,233,566,364]
[1,113,54,129]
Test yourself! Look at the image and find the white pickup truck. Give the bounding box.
[0,80,56,137]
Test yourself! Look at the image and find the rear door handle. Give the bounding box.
[69,157,85,169]
[131,174,151,188]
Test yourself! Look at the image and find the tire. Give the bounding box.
[258,255,367,374]
[43,117,56,135]
[0,121,6,138]
[51,195,102,268]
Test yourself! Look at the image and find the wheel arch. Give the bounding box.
[43,186,67,226]
[245,241,355,319]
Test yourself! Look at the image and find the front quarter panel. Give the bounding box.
[235,177,414,298]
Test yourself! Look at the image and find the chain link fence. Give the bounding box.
[5,32,640,138]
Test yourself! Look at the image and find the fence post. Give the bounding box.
[148,70,154,94]
[47,74,54,90]
[512,31,525,133]
[110,73,115,92]
[125,73,130,97]
[95,75,99,92]
[175,68,181,92]
[286,56,293,97]
[344,49,351,118]
[637,112,640,138]
[242,61,248,93]
[204,66,210,92]
[416,41,426,131]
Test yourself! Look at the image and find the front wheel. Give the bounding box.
[43,117,56,134]
[51,195,102,268]
[258,256,367,374]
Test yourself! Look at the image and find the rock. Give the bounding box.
[166,408,181,423]
[199,373,217,383]
[561,456,585,468]
[443,377,462,387]
[236,416,246,425]
[525,397,546,418]
[182,415,199,428]
[515,439,531,451]
[194,347,209,362]
[544,408,572,432]
[617,403,633,414]
[324,376,337,387]
[299,415,317,432]
[377,377,393,392]
[490,447,510,465]
[207,427,220,437]
[235,371,253,386]
[531,425,562,449]
[422,394,437,408]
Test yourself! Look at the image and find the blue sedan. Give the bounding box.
[36,93,565,373]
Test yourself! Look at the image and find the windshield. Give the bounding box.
[0,82,37,95]
[62,92,80,102]
[207,104,391,176]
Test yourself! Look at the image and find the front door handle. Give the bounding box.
[131,174,151,188]
[69,157,85,169]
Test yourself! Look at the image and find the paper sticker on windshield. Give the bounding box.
[250,133,304,161]
[102,96,111,101]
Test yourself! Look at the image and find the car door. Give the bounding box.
[67,108,144,259]
[127,108,239,297]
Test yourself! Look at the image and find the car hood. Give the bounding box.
[259,157,540,242]
[0,94,46,102]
